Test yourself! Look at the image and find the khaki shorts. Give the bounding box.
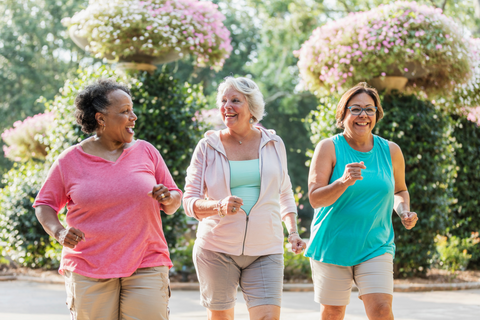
[310,253,393,306]
[193,245,284,310]
[64,266,170,320]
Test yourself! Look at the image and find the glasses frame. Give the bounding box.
[347,106,378,116]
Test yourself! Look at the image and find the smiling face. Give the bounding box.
[97,89,137,144]
[219,87,252,130]
[343,92,376,137]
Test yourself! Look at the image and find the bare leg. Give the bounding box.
[362,293,394,320]
[208,308,235,320]
[248,304,281,320]
[320,305,347,320]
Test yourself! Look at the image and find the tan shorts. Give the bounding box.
[310,253,393,306]
[193,245,284,310]
[64,266,170,320]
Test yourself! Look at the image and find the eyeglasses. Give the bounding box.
[347,106,377,116]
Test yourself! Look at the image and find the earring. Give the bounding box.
[249,118,254,124]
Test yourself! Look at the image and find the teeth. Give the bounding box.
[357,123,368,125]
[126,126,134,128]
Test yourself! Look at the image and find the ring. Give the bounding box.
[75,235,79,241]
[160,193,165,199]
[232,207,237,213]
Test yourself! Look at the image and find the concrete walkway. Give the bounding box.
[1,281,479,319]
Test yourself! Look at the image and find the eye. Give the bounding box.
[350,107,362,114]
[365,107,376,114]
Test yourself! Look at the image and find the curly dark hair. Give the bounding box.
[74,78,131,133]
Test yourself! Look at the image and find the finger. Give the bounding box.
[71,228,85,241]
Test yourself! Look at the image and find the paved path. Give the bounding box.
[1,281,479,319]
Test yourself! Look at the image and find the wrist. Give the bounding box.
[288,230,299,238]
[214,199,225,218]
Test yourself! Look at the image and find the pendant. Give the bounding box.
[239,141,242,145]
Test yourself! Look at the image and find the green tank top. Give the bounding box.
[305,134,395,266]
[229,159,260,215]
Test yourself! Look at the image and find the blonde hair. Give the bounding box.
[335,82,384,129]
[216,77,265,123]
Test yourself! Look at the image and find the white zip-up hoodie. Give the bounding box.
[183,127,297,256]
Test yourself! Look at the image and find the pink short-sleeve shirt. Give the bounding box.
[34,140,182,279]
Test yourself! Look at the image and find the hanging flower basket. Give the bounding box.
[451,38,480,109]
[294,1,472,97]
[63,0,233,71]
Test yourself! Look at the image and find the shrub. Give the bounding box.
[295,1,472,97]
[1,65,205,267]
[63,0,232,69]
[283,238,311,281]
[433,234,480,272]
[1,112,54,162]
[448,113,480,268]
[307,93,457,277]
[0,162,62,268]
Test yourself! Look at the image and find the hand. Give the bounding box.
[288,233,307,254]
[340,161,366,187]
[400,211,418,229]
[55,227,85,249]
[148,184,173,205]
[219,196,244,216]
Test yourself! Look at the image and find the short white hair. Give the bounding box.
[216,77,265,124]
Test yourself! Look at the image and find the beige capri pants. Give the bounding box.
[64,266,170,320]
[310,253,394,306]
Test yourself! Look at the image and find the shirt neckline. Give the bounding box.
[77,139,141,163]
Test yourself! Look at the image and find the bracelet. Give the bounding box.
[288,231,299,237]
[215,199,226,218]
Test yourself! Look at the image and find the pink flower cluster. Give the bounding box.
[467,106,480,126]
[140,0,232,68]
[64,0,232,70]
[453,38,480,109]
[295,1,471,96]
[1,112,54,162]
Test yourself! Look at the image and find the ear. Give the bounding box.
[95,112,105,126]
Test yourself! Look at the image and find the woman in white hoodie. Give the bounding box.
[184,76,306,320]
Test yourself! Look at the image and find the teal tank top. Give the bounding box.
[229,159,260,215]
[305,134,395,266]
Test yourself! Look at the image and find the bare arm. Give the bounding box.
[390,142,418,229]
[308,139,366,209]
[35,205,84,248]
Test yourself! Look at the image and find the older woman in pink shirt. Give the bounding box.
[184,76,306,320]
[34,79,181,320]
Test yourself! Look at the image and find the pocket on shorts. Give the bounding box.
[265,254,284,266]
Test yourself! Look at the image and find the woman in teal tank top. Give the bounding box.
[307,83,418,320]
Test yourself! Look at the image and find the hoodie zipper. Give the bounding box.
[206,133,275,256]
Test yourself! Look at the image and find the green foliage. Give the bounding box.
[170,239,195,273]
[307,93,457,277]
[283,238,311,281]
[0,0,89,175]
[0,162,62,268]
[448,114,480,267]
[433,234,480,272]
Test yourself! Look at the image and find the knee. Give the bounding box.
[321,305,345,320]
[368,302,393,320]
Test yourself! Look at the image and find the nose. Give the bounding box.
[130,110,137,121]
[358,109,368,117]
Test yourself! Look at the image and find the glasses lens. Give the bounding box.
[350,107,362,115]
[365,108,376,115]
